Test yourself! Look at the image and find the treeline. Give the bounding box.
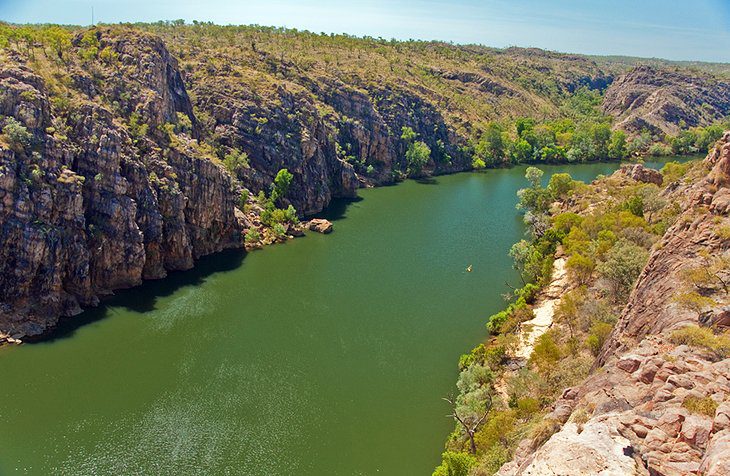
[468,116,729,168]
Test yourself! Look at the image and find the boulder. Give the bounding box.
[306,218,333,234]
[619,164,663,185]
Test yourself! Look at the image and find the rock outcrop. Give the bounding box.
[499,134,730,476]
[603,66,730,135]
[619,163,663,185]
[0,31,244,337]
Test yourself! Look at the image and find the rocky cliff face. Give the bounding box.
[498,134,730,476]
[603,65,730,136]
[0,30,244,337]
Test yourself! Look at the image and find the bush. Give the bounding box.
[406,140,431,175]
[529,418,561,450]
[586,322,613,356]
[272,222,287,238]
[529,332,561,374]
[270,168,293,203]
[223,148,249,174]
[669,326,730,360]
[566,253,594,285]
[648,143,672,156]
[2,117,32,150]
[682,396,718,417]
[660,161,689,184]
[244,228,261,244]
[432,451,476,476]
[597,240,649,301]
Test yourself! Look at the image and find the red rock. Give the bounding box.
[617,355,642,373]
[680,415,712,448]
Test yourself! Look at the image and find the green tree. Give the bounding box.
[400,125,417,142]
[406,140,431,175]
[474,123,505,166]
[608,130,627,159]
[223,149,249,175]
[270,168,294,203]
[42,26,72,61]
[547,173,576,199]
[597,240,649,301]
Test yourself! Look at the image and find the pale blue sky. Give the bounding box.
[1,0,729,62]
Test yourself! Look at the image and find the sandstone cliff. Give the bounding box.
[603,66,730,136]
[0,31,244,337]
[498,135,730,475]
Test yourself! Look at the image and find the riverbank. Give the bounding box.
[435,142,729,475]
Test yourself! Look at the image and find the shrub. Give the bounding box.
[244,228,261,244]
[597,240,649,301]
[547,173,576,199]
[432,451,476,476]
[516,397,541,419]
[224,149,250,175]
[529,332,561,374]
[566,253,594,285]
[586,322,613,356]
[529,418,561,450]
[272,222,287,238]
[682,396,718,417]
[669,326,730,360]
[2,117,32,150]
[660,161,689,184]
[270,168,293,203]
[406,140,431,175]
[648,143,672,156]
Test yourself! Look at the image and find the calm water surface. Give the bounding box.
[0,158,692,475]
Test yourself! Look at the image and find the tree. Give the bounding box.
[608,130,627,159]
[79,29,100,62]
[566,253,594,285]
[525,166,543,189]
[474,123,505,166]
[42,26,72,61]
[547,173,576,199]
[406,140,431,175]
[597,240,649,300]
[270,168,293,203]
[400,125,417,142]
[223,148,249,175]
[510,240,546,285]
[445,363,495,454]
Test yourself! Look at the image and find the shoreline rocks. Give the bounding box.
[305,218,334,234]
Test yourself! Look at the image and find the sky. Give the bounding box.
[1,0,729,62]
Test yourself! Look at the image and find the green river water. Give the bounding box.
[0,159,690,475]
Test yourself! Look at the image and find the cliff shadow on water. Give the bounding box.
[28,249,247,345]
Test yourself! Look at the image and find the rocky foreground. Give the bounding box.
[496,135,730,475]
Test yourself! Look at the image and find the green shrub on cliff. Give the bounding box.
[223,148,250,175]
[432,451,476,476]
[669,326,730,360]
[2,117,32,151]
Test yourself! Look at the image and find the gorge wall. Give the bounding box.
[1,24,729,339]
